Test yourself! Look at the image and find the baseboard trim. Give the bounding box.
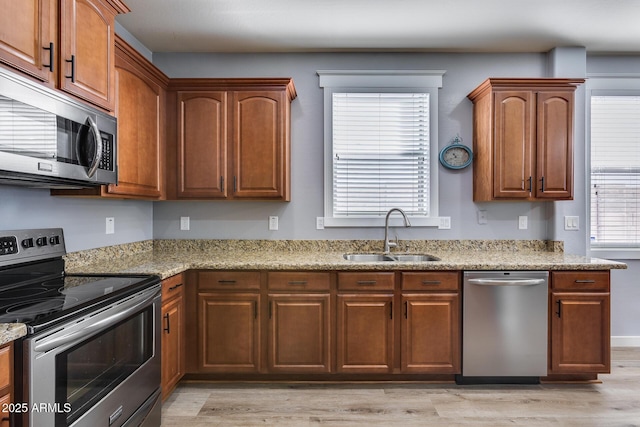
[612,336,640,347]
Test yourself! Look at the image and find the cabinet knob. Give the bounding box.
[43,42,54,72]
[65,55,76,82]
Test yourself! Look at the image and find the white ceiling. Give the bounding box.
[116,0,640,54]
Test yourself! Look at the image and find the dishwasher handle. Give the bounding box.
[467,278,546,286]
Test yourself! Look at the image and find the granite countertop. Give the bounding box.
[0,238,627,346]
[64,239,628,279]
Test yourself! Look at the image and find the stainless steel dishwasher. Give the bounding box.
[459,271,549,383]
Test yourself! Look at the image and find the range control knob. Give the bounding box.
[35,237,48,247]
[49,235,61,245]
[21,238,34,249]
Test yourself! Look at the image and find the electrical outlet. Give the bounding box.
[564,216,579,231]
[105,217,115,234]
[180,216,190,231]
[518,215,528,230]
[477,210,488,225]
[269,216,279,231]
[316,217,325,230]
[438,216,451,229]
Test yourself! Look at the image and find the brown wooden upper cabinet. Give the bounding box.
[167,79,297,201]
[467,78,584,201]
[51,35,168,199]
[0,0,129,112]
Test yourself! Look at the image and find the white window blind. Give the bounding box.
[332,92,430,217]
[590,95,640,248]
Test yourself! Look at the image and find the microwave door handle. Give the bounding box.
[85,116,103,178]
[33,288,159,353]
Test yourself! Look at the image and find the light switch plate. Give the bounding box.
[439,217,451,229]
[564,215,579,231]
[518,215,528,230]
[316,217,325,230]
[477,210,488,225]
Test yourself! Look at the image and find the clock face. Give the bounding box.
[441,145,472,169]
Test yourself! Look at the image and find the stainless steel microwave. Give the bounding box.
[0,67,117,188]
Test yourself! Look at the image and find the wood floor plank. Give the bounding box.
[162,348,640,426]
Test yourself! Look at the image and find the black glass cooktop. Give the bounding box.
[0,259,159,333]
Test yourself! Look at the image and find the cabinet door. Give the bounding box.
[198,292,260,372]
[177,91,227,198]
[550,292,610,374]
[110,43,164,198]
[268,294,331,373]
[337,294,393,373]
[493,90,535,199]
[402,293,460,373]
[231,90,289,200]
[0,0,54,83]
[59,0,116,110]
[161,294,184,400]
[535,91,574,199]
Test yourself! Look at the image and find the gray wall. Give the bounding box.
[0,187,152,252]
[153,52,581,247]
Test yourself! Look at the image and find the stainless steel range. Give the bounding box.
[0,228,161,427]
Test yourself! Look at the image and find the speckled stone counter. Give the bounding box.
[0,323,27,346]
[64,239,627,279]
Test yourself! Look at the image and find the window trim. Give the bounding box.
[317,70,445,227]
[587,74,640,259]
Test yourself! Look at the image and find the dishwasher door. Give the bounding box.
[461,271,548,380]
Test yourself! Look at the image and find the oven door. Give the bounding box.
[24,285,161,427]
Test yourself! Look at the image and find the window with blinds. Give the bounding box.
[590,95,640,248]
[332,92,430,217]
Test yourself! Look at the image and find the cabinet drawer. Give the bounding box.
[401,272,460,291]
[268,272,331,291]
[199,271,261,290]
[161,274,184,302]
[551,271,610,292]
[338,272,395,291]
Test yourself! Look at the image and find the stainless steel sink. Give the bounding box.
[343,253,440,262]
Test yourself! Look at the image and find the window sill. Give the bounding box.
[322,216,445,228]
[590,248,640,260]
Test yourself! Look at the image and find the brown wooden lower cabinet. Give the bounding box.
[198,292,261,373]
[549,271,611,375]
[183,269,610,381]
[0,342,12,427]
[161,274,185,400]
[402,293,460,373]
[268,294,331,373]
[337,294,394,373]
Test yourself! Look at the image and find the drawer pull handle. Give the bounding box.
[168,283,183,291]
[422,280,442,285]
[163,312,170,333]
[65,54,75,82]
[43,42,54,72]
[218,280,237,284]
[574,280,596,284]
[357,280,377,286]
[288,281,308,286]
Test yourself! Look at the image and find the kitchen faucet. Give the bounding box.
[384,208,411,254]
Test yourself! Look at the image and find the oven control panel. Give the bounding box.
[0,228,66,267]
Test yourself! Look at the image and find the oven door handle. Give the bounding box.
[34,287,160,353]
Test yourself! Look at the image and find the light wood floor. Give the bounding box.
[161,348,640,426]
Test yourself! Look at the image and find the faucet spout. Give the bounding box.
[384,208,411,254]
